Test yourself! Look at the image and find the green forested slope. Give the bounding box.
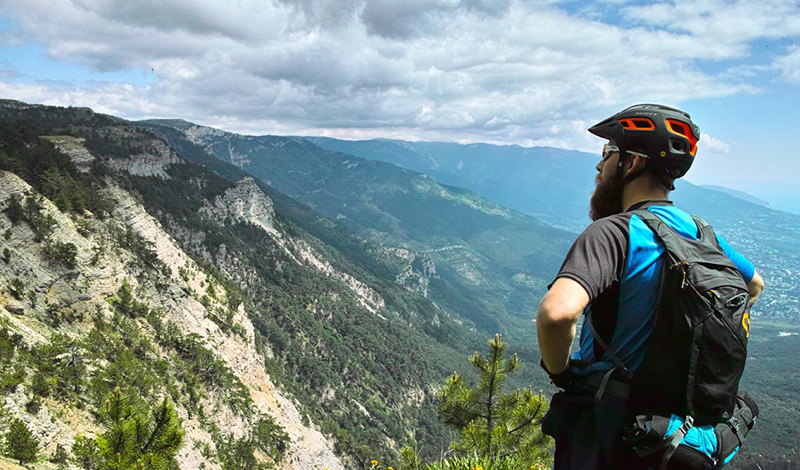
[142,121,574,344]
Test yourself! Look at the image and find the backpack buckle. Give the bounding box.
[671,260,692,289]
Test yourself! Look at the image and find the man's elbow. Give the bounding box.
[537,295,580,332]
[748,270,765,304]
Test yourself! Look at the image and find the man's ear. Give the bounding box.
[624,154,647,177]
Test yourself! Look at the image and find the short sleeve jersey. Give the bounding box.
[556,200,755,375]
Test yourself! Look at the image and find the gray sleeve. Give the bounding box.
[555,216,629,300]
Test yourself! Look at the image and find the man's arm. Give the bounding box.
[748,270,765,307]
[537,277,590,375]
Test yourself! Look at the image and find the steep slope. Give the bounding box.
[0,167,339,469]
[141,120,575,342]
[0,101,484,468]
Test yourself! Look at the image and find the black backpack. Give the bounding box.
[581,210,757,469]
[626,210,751,424]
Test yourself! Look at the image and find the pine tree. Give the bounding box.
[113,279,135,317]
[50,443,69,468]
[438,334,550,464]
[94,386,184,469]
[3,418,39,466]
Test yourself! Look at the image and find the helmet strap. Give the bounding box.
[616,147,647,185]
[615,145,629,184]
[616,147,673,190]
[656,170,676,191]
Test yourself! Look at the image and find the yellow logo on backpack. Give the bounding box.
[742,311,750,338]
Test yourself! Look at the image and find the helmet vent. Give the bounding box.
[666,118,698,155]
[620,117,655,130]
[669,138,688,154]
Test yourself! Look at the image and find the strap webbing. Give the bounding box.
[585,312,627,370]
[660,416,694,470]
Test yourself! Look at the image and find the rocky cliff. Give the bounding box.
[0,162,344,469]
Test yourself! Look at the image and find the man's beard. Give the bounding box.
[589,173,624,221]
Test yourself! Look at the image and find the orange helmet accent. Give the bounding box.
[667,119,698,156]
[620,117,656,131]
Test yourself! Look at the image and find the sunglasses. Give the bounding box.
[601,144,649,162]
[601,144,619,162]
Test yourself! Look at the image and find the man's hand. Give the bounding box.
[540,359,578,389]
[537,277,590,375]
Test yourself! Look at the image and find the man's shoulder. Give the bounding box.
[580,213,634,238]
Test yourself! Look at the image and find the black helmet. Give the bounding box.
[588,104,700,179]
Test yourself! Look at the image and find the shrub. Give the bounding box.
[3,195,23,225]
[72,436,101,470]
[7,277,26,300]
[50,443,69,465]
[3,418,39,465]
[43,241,78,268]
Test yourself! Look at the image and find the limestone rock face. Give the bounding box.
[199,177,387,316]
[200,177,277,234]
[0,171,345,470]
[182,124,252,168]
[43,136,95,170]
[106,137,182,178]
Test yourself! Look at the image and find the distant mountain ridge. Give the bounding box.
[700,184,770,207]
[306,136,800,322]
[305,137,596,231]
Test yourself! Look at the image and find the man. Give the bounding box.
[536,104,765,469]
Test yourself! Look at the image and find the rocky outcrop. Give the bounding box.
[200,177,386,316]
[0,172,345,470]
[181,125,252,168]
[106,137,181,178]
[110,184,345,469]
[200,177,277,235]
[393,248,436,297]
[43,136,95,170]
[292,239,386,315]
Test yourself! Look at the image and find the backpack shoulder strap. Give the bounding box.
[633,209,698,262]
[632,209,671,244]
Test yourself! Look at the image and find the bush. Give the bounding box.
[7,277,26,300]
[30,370,55,397]
[0,364,25,394]
[3,195,23,225]
[3,418,39,465]
[50,443,69,465]
[253,416,289,462]
[24,197,56,242]
[25,396,41,414]
[43,241,78,268]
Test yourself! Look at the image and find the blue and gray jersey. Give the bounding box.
[556,200,754,376]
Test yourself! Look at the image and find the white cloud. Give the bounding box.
[699,133,730,153]
[774,44,800,83]
[0,0,798,151]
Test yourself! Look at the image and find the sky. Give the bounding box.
[0,0,799,212]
